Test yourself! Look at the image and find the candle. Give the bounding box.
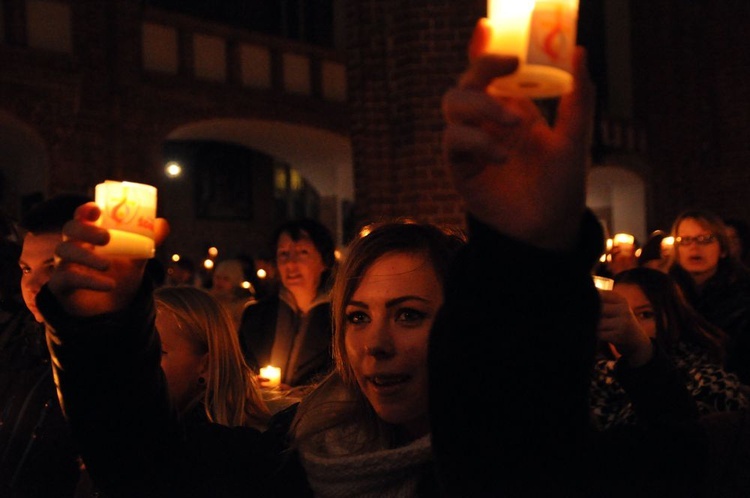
[592,275,614,291]
[613,233,635,257]
[259,365,281,388]
[486,0,579,98]
[660,236,675,256]
[94,180,157,258]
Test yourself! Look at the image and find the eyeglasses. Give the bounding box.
[674,234,717,247]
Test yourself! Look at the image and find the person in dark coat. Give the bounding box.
[1,193,89,497]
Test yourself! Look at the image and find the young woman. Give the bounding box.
[289,221,465,496]
[154,286,270,429]
[590,267,748,430]
[669,209,750,384]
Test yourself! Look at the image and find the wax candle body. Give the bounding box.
[259,365,281,388]
[485,0,579,98]
[613,233,635,257]
[95,180,157,258]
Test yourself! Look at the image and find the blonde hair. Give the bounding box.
[154,286,271,429]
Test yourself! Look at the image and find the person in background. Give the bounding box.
[239,219,336,390]
[154,286,270,428]
[591,267,748,430]
[669,209,750,385]
[167,257,199,287]
[724,217,750,269]
[209,258,254,332]
[288,220,465,496]
[639,230,671,273]
[1,193,89,497]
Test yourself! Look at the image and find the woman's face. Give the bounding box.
[156,309,207,412]
[344,252,443,440]
[613,282,657,339]
[676,217,722,284]
[276,232,327,295]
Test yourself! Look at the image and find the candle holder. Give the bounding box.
[592,275,614,291]
[486,0,579,99]
[94,180,157,258]
[259,365,281,389]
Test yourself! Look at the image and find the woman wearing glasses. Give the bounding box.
[669,209,750,385]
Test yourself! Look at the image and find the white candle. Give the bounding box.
[592,275,614,291]
[259,365,281,388]
[95,180,157,258]
[486,0,579,98]
[613,233,635,257]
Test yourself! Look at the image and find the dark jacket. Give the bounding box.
[238,294,333,387]
[37,282,311,498]
[670,262,750,384]
[0,306,81,497]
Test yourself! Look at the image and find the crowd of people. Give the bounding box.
[1,15,749,498]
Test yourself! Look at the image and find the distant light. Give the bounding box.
[256,268,267,279]
[359,227,372,238]
[207,247,219,258]
[635,248,642,258]
[334,249,342,261]
[165,161,182,178]
[171,253,181,262]
[241,281,251,289]
[203,259,214,270]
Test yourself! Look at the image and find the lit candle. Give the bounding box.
[661,236,675,256]
[94,180,157,258]
[486,0,579,98]
[592,275,614,291]
[259,365,281,388]
[613,233,635,257]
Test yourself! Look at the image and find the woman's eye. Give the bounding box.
[160,350,167,356]
[395,308,427,325]
[636,311,655,321]
[20,266,31,275]
[345,311,369,325]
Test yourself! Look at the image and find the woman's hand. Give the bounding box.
[596,289,654,367]
[47,202,170,317]
[442,18,595,250]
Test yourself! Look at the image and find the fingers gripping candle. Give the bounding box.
[95,180,157,258]
[486,0,580,99]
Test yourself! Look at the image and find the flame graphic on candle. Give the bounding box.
[541,6,565,62]
[108,187,138,225]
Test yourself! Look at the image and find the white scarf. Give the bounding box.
[300,431,433,498]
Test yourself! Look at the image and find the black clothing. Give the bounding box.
[670,262,750,384]
[38,281,310,498]
[429,213,709,497]
[238,295,333,387]
[0,306,80,498]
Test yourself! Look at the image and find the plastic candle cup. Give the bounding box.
[259,365,281,388]
[94,180,157,258]
[485,0,580,99]
[592,275,614,291]
[613,233,635,258]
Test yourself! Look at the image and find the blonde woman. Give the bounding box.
[154,286,270,429]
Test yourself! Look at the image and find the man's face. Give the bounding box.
[19,232,61,322]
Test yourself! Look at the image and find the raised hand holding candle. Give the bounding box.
[94,180,157,258]
[486,0,579,98]
[259,365,281,388]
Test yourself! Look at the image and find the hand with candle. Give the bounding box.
[442,18,594,251]
[46,202,170,317]
[595,288,654,367]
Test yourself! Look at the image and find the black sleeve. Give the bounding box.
[429,211,603,497]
